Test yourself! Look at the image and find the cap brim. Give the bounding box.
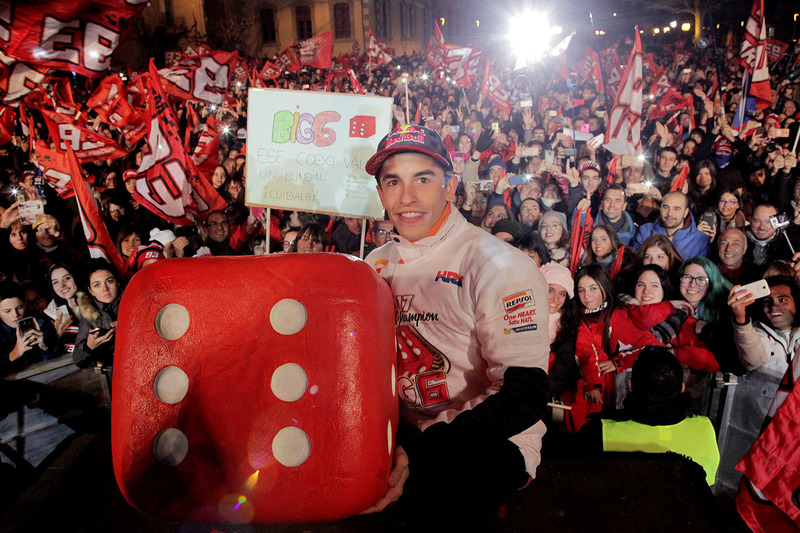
[366,145,453,176]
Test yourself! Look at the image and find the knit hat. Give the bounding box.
[150,228,177,247]
[540,211,567,231]
[540,262,574,298]
[491,218,522,239]
[487,156,507,171]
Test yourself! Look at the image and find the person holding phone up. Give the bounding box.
[0,280,58,373]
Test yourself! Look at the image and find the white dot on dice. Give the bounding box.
[272,427,311,467]
[269,299,307,335]
[153,366,189,404]
[152,428,189,466]
[155,303,191,341]
[271,363,308,402]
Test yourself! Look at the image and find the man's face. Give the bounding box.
[763,285,796,331]
[750,205,778,240]
[376,153,456,242]
[518,181,542,201]
[783,100,796,117]
[452,156,465,175]
[580,170,601,196]
[344,217,362,235]
[717,230,746,268]
[205,212,230,243]
[488,165,503,183]
[658,151,677,174]
[660,193,688,230]
[601,189,626,222]
[518,199,541,227]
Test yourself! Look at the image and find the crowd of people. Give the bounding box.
[0,27,799,525]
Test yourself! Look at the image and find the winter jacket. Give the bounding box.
[733,319,799,376]
[633,212,710,259]
[72,291,121,369]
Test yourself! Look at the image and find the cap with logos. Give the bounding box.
[366,125,453,176]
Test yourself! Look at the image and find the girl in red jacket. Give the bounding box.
[564,264,662,431]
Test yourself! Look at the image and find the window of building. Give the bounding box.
[296,5,313,41]
[334,3,351,39]
[400,2,408,39]
[374,0,389,40]
[260,7,276,43]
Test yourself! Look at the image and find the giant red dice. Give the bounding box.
[111,254,398,523]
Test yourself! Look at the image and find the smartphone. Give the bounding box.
[544,149,555,167]
[700,210,717,229]
[554,117,566,124]
[509,174,531,186]
[581,123,591,133]
[520,99,533,108]
[627,182,649,194]
[491,122,499,134]
[562,148,576,157]
[520,146,540,157]
[771,128,790,138]
[548,110,558,117]
[451,125,459,133]
[475,180,494,192]
[16,316,36,334]
[595,110,606,118]
[734,279,770,300]
[682,68,692,74]
[90,327,111,336]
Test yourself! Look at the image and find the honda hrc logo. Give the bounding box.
[434,270,464,287]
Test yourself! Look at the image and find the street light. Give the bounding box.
[682,23,691,31]
[670,21,677,28]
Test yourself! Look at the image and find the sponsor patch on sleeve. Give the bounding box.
[501,289,537,332]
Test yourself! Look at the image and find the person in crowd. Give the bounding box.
[688,160,719,218]
[211,165,229,192]
[461,182,490,225]
[44,263,82,354]
[626,265,719,372]
[513,232,550,267]
[292,223,328,253]
[99,190,131,243]
[481,203,513,233]
[541,262,581,403]
[716,228,761,285]
[115,225,143,260]
[539,211,571,267]
[582,225,634,279]
[491,218,524,244]
[651,146,679,196]
[567,161,603,220]
[1,280,58,373]
[634,234,685,278]
[281,227,299,254]
[578,346,720,486]
[698,187,746,243]
[72,259,122,371]
[33,215,83,270]
[634,191,710,259]
[332,217,363,255]
[745,203,780,267]
[563,264,661,430]
[1,206,43,284]
[202,211,237,256]
[594,185,637,246]
[541,179,568,213]
[518,197,543,230]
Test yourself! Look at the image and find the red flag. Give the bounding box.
[740,0,771,110]
[1,1,147,78]
[86,74,132,127]
[482,62,511,115]
[191,114,222,180]
[670,165,690,193]
[275,47,301,74]
[157,50,238,105]
[603,31,643,156]
[297,31,333,69]
[251,68,267,89]
[41,109,128,163]
[232,58,249,83]
[648,67,672,99]
[367,29,393,67]
[570,209,594,274]
[648,88,690,120]
[165,50,183,68]
[0,51,48,107]
[453,51,482,88]
[674,50,693,67]
[260,60,282,81]
[349,69,364,95]
[33,140,74,199]
[184,103,199,153]
[579,48,605,94]
[331,57,350,78]
[642,53,655,73]
[129,60,227,226]
[63,142,126,273]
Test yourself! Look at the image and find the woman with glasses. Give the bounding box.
[558,265,661,431]
[281,228,299,254]
[697,187,746,243]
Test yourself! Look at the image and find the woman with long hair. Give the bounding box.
[44,263,83,353]
[539,211,571,267]
[72,259,124,371]
[687,160,718,217]
[582,224,635,279]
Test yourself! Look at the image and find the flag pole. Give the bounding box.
[706,0,726,115]
[405,79,410,124]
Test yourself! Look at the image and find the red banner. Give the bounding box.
[64,142,126,272]
[740,0,771,110]
[260,60,282,81]
[42,109,128,163]
[0,51,48,107]
[367,28,392,67]
[579,48,604,94]
[129,59,226,226]
[0,1,148,78]
[86,74,132,127]
[157,50,238,105]
[426,21,446,69]
[453,51,481,88]
[297,31,333,69]
[33,140,74,199]
[764,38,790,63]
[275,47,300,74]
[603,31,643,156]
[482,62,511,115]
[191,114,221,181]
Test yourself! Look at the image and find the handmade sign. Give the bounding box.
[245,89,392,219]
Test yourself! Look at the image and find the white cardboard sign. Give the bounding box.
[245,89,392,219]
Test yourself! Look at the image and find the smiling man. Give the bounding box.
[634,191,709,259]
[363,125,549,528]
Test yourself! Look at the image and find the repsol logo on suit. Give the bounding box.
[434,270,464,287]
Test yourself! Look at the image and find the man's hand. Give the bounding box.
[728,285,756,325]
[361,446,409,514]
[564,158,580,187]
[522,107,534,129]
[0,202,21,229]
[584,389,603,404]
[475,129,493,153]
